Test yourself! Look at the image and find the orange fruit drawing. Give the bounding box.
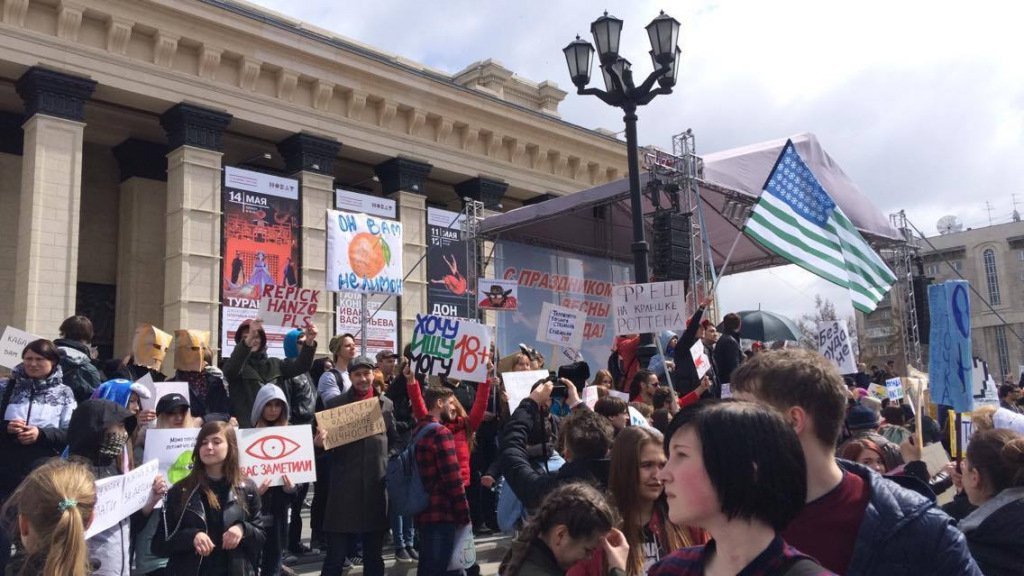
[348,232,388,278]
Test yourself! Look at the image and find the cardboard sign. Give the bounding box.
[316,398,386,450]
[478,279,519,311]
[502,370,549,411]
[258,285,320,328]
[327,209,404,295]
[920,443,951,478]
[885,377,904,401]
[612,280,687,335]
[536,302,585,350]
[690,340,711,379]
[86,459,159,538]
[238,425,317,487]
[143,428,201,485]
[817,321,857,374]
[409,314,492,382]
[139,379,190,413]
[0,326,42,370]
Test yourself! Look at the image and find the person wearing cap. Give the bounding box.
[375,350,399,387]
[321,355,397,576]
[224,319,317,428]
[478,284,516,309]
[839,404,903,472]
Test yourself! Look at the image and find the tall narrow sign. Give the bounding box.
[426,208,472,318]
[221,167,301,357]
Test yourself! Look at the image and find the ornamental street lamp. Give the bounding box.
[563,11,681,368]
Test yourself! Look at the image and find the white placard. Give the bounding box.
[326,209,403,295]
[720,383,732,398]
[582,386,600,410]
[0,326,42,370]
[143,428,201,485]
[816,321,857,374]
[612,281,687,335]
[257,286,320,329]
[237,425,317,487]
[335,188,397,219]
[690,341,711,379]
[536,302,585,350]
[87,475,124,538]
[120,459,159,519]
[885,377,904,400]
[608,390,630,403]
[502,370,549,411]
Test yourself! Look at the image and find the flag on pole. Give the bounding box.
[743,141,896,313]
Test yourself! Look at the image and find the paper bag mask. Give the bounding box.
[174,329,210,372]
[132,324,172,370]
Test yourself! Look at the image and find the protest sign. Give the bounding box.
[502,370,549,411]
[120,459,159,520]
[316,398,386,450]
[608,390,630,403]
[0,326,41,370]
[920,443,950,478]
[816,321,857,374]
[612,281,686,335]
[258,285,320,329]
[690,341,711,379]
[868,383,888,401]
[582,385,600,410]
[327,209,403,295]
[87,475,124,538]
[627,406,648,427]
[929,281,973,413]
[409,314,492,382]
[536,302,585,350]
[950,410,974,458]
[238,425,316,487]
[143,428,200,485]
[720,383,732,398]
[885,377,904,401]
[478,279,519,311]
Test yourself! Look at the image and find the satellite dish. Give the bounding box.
[936,215,963,235]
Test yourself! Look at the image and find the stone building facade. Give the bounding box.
[0,0,627,362]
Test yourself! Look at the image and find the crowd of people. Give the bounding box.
[2,308,1024,576]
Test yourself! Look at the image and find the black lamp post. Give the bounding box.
[563,10,681,368]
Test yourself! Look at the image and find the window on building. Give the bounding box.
[1018,250,1024,262]
[953,260,962,272]
[995,325,1010,381]
[925,264,938,276]
[984,249,1001,305]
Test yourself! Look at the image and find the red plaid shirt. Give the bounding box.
[413,416,469,525]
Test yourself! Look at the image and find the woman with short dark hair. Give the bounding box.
[650,400,833,575]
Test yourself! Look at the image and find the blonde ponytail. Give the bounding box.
[2,459,96,576]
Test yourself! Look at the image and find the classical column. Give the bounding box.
[375,157,432,340]
[112,139,168,355]
[277,132,341,351]
[0,112,24,330]
[13,67,96,336]
[160,103,231,361]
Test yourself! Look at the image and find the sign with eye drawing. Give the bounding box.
[237,425,317,487]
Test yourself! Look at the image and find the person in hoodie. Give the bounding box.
[277,329,316,557]
[250,383,298,576]
[0,339,77,573]
[647,331,678,383]
[223,319,316,427]
[68,399,166,576]
[502,381,614,511]
[54,315,105,402]
[172,329,230,417]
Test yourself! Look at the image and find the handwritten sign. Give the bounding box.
[238,425,316,486]
[612,281,687,335]
[816,321,856,374]
[868,383,888,401]
[327,209,403,295]
[86,459,159,538]
[143,428,200,485]
[502,370,549,411]
[608,390,630,403]
[316,398,385,450]
[410,314,492,382]
[0,326,42,370]
[928,281,973,413]
[885,377,904,401]
[582,385,600,410]
[259,285,320,328]
[690,341,711,379]
[536,302,585,350]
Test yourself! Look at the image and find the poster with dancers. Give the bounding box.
[220,167,301,357]
[426,207,474,318]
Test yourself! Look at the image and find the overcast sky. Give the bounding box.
[247,0,1024,322]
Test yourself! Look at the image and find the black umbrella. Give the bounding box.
[718,310,802,342]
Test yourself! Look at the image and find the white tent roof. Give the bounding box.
[480,133,900,275]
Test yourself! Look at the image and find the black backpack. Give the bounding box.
[58,351,102,403]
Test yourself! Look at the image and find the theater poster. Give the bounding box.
[221,167,301,357]
[426,207,474,318]
[494,241,632,371]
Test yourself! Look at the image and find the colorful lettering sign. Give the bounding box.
[237,425,316,487]
[327,209,403,295]
[410,314,492,382]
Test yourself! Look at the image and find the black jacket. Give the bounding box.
[958,487,1024,576]
[713,329,743,384]
[386,371,417,440]
[223,342,315,428]
[278,372,316,426]
[671,307,719,396]
[500,399,609,510]
[153,479,265,576]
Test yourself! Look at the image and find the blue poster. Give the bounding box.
[928,280,973,413]
[494,242,632,372]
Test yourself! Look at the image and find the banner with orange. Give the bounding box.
[326,209,404,295]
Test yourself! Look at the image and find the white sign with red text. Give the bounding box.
[237,425,316,487]
[258,285,320,329]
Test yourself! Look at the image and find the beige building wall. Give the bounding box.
[0,152,22,331]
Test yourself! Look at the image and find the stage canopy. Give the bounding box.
[479,133,901,275]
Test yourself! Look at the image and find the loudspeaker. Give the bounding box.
[652,211,691,283]
[912,275,931,344]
